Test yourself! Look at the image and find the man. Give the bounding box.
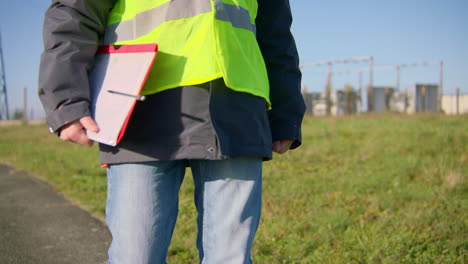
[39,0,305,263]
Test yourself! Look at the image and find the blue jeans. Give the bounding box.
[105,158,262,264]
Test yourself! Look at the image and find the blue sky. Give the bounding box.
[0,0,467,119]
[292,0,468,98]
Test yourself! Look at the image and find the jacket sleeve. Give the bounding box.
[256,0,305,149]
[38,0,116,133]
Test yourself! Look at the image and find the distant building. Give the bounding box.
[389,91,408,113]
[303,83,467,115]
[407,84,439,113]
[303,92,321,115]
[442,93,468,115]
[303,88,361,116]
[371,87,395,112]
[332,89,360,115]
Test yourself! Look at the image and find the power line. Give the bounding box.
[299,56,373,68]
[331,60,442,75]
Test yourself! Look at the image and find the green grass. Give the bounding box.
[0,114,466,263]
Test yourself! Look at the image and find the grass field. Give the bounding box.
[0,114,466,263]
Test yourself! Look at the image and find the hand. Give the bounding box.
[59,116,99,147]
[272,140,294,154]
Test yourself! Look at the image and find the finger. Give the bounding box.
[59,121,94,146]
[75,131,94,147]
[277,142,289,154]
[80,116,99,133]
[70,123,94,146]
[272,141,281,153]
[272,140,293,154]
[59,121,82,142]
[280,140,293,153]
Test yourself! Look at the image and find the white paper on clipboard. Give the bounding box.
[86,44,158,146]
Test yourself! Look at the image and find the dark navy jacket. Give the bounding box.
[39,0,305,163]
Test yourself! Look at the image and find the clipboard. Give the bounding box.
[87,44,158,146]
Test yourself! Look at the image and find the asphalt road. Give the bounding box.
[0,163,111,264]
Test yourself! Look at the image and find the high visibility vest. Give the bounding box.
[101,0,270,105]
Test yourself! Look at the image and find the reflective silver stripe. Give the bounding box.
[102,0,255,44]
[102,0,212,44]
[214,1,256,34]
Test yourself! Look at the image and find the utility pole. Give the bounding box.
[439,61,444,112]
[396,65,400,91]
[23,87,28,122]
[0,32,9,120]
[326,63,332,115]
[367,56,374,112]
[302,84,308,98]
[358,71,363,112]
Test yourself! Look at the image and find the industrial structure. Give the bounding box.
[0,32,9,120]
[409,84,439,113]
[300,57,452,116]
[300,56,374,114]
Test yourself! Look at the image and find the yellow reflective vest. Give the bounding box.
[102,0,270,105]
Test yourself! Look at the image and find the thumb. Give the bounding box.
[80,116,99,133]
